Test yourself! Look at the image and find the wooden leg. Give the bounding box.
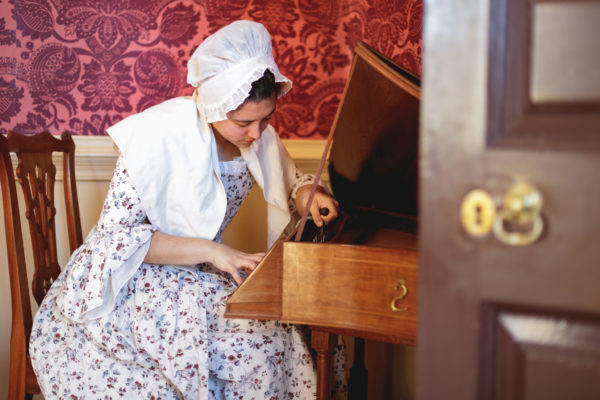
[348,338,368,400]
[310,328,337,400]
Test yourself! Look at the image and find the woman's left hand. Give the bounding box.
[295,185,339,227]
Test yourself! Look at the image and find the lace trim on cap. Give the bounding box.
[195,65,292,123]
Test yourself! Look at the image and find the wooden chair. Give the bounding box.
[0,131,83,399]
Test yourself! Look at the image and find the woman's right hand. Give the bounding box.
[209,243,265,285]
[144,232,264,285]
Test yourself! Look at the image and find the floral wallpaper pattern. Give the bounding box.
[0,0,422,139]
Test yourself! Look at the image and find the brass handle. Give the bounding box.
[493,183,544,246]
[391,279,408,312]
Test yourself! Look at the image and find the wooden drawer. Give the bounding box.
[281,242,418,345]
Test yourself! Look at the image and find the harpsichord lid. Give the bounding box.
[327,42,421,219]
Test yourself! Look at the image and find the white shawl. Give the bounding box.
[107,96,296,248]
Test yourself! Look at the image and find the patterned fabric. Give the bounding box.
[30,157,344,399]
[0,0,422,139]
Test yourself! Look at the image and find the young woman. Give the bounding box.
[30,20,343,399]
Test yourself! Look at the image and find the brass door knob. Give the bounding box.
[461,183,544,245]
[493,183,544,246]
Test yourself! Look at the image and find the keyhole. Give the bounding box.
[461,189,496,237]
[475,204,482,225]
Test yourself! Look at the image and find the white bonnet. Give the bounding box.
[187,20,292,123]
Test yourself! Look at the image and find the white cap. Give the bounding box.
[187,20,292,122]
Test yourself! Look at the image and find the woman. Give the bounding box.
[30,20,342,399]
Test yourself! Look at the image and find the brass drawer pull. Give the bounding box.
[391,279,408,312]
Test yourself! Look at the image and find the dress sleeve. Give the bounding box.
[288,168,330,216]
[57,156,157,322]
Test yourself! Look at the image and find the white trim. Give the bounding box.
[71,136,119,181]
[67,136,328,182]
[12,136,328,181]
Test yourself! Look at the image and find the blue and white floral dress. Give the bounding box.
[30,156,326,399]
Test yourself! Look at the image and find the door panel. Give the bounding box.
[484,305,600,400]
[418,0,600,399]
[488,0,600,149]
[530,2,600,103]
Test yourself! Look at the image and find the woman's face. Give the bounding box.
[211,95,276,148]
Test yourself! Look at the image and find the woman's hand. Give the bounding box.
[144,232,264,285]
[295,185,339,227]
[209,243,265,285]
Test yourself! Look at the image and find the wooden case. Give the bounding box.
[225,42,421,347]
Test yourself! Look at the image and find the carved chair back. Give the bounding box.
[0,130,83,399]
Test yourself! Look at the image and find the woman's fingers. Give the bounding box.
[212,244,268,284]
[241,252,265,267]
[310,193,339,226]
[229,251,267,285]
[230,268,243,285]
[248,252,265,265]
[310,203,324,226]
[240,252,265,274]
[323,199,339,223]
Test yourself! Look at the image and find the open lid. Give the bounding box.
[327,42,421,218]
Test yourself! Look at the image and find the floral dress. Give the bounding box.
[30,156,332,399]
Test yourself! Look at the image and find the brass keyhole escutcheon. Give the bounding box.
[461,189,496,237]
[391,279,408,312]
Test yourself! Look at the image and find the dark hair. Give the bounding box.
[246,69,283,102]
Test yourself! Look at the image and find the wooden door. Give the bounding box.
[417,1,600,399]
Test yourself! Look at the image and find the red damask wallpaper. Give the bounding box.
[0,0,422,139]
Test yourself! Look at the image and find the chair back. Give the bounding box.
[0,130,83,399]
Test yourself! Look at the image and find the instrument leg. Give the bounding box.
[311,328,337,400]
[348,338,368,400]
